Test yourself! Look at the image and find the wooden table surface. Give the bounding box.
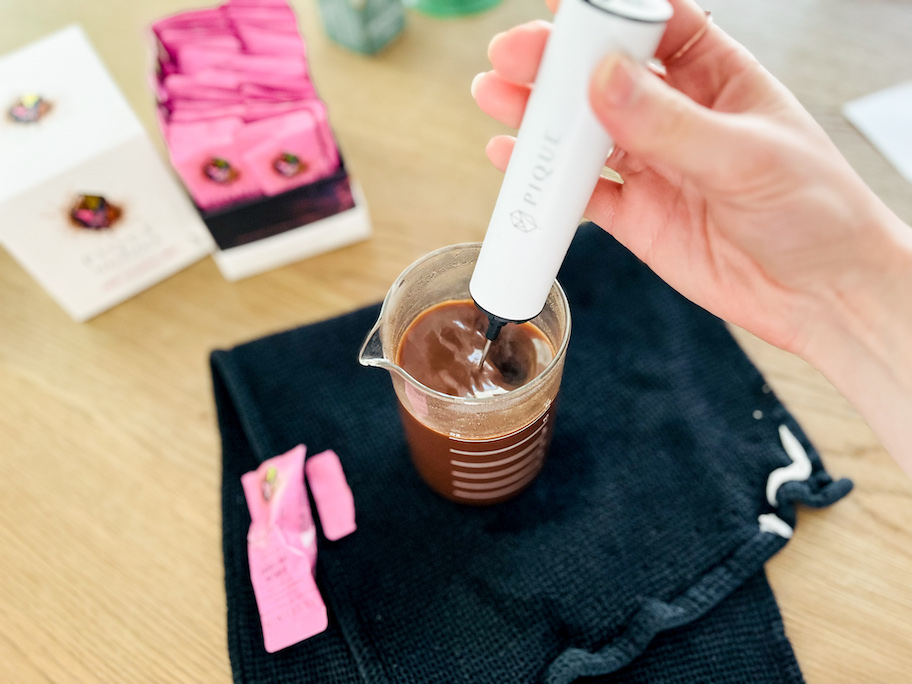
[1,0,910,680]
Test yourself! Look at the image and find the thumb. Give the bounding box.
[590,54,739,187]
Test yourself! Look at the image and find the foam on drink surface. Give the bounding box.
[396,299,554,399]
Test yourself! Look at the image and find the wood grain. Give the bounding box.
[1,0,910,681]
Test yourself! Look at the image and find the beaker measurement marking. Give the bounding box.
[451,453,544,491]
[448,418,548,457]
[453,465,543,501]
[450,449,546,480]
[449,431,547,469]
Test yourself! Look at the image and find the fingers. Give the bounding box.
[589,53,747,189]
[477,1,727,134]
[472,20,551,129]
[655,0,715,64]
[487,20,550,85]
[473,73,530,130]
[484,135,513,172]
[549,0,713,66]
[582,175,624,227]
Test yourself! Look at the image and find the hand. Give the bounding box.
[473,0,904,357]
[472,0,912,471]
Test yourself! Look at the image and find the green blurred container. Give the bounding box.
[318,0,406,54]
[403,0,501,17]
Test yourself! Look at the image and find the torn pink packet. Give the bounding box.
[241,445,328,653]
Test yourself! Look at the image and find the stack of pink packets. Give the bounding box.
[149,0,370,280]
[152,0,344,212]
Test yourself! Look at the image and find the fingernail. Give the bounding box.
[594,54,638,108]
[471,72,486,99]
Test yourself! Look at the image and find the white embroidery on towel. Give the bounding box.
[766,425,813,506]
[758,513,793,539]
[757,425,813,538]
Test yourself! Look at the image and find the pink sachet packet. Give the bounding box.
[236,24,305,55]
[238,105,340,196]
[160,68,310,100]
[156,29,241,60]
[166,117,262,210]
[176,44,307,78]
[224,4,300,25]
[152,9,231,67]
[159,75,246,104]
[161,67,243,95]
[305,450,356,541]
[240,81,316,100]
[241,445,328,653]
[151,8,229,33]
[168,100,311,124]
[165,66,311,94]
[158,71,312,105]
[166,103,249,122]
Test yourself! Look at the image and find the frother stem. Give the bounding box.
[478,338,493,369]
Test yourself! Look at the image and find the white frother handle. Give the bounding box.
[470,0,671,323]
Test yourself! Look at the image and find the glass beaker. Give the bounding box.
[358,243,571,505]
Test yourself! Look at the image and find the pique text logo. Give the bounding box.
[511,130,560,233]
[510,210,539,233]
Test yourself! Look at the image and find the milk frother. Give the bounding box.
[470,0,673,349]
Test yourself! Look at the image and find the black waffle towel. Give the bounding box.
[212,224,851,683]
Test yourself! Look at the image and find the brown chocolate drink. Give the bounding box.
[396,299,554,399]
[395,299,557,504]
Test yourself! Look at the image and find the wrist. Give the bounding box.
[801,204,912,472]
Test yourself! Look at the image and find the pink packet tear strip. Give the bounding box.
[305,450,357,541]
[241,444,328,653]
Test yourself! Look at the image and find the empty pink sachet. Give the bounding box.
[241,445,326,653]
[241,444,356,653]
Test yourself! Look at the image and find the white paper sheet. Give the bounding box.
[0,26,144,204]
[843,81,912,184]
[2,137,214,321]
[0,26,213,321]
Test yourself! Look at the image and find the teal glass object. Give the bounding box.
[403,0,501,18]
[318,0,406,54]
